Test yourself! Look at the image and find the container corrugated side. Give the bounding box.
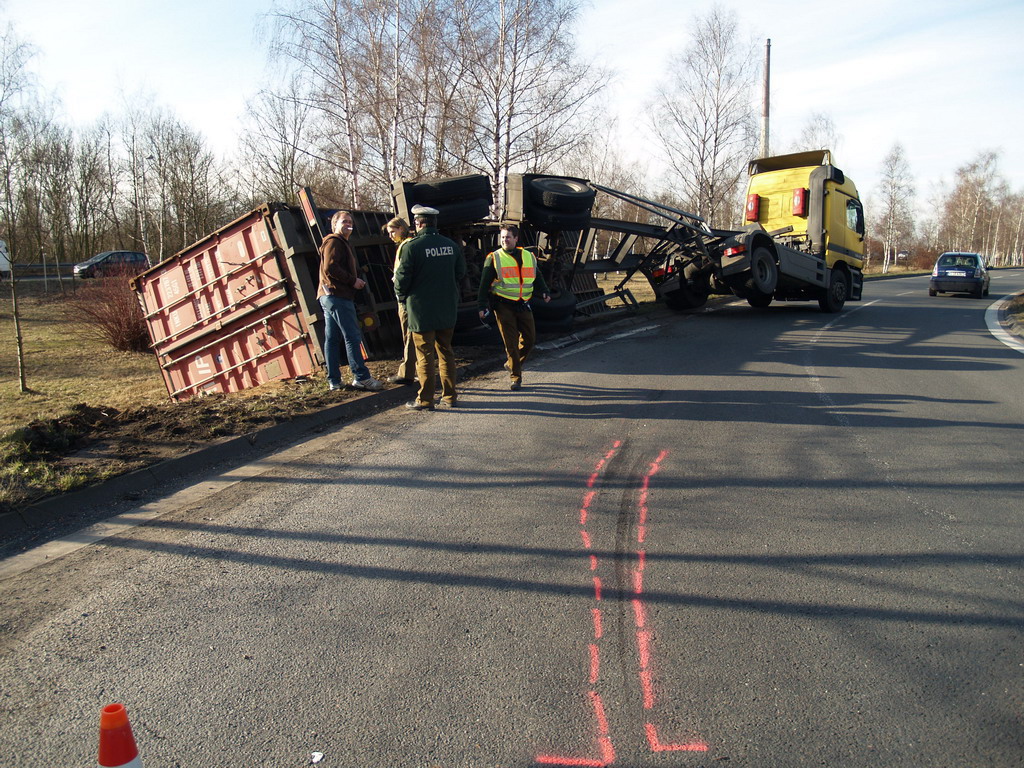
[134,205,321,400]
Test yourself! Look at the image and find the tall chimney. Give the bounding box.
[760,39,771,158]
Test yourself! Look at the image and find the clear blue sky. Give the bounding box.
[4,0,1022,215]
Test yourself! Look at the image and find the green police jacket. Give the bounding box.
[393,227,466,333]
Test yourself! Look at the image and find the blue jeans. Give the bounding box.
[319,294,371,385]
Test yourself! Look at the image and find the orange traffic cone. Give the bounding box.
[97,703,143,767]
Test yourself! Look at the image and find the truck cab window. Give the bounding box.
[846,198,864,236]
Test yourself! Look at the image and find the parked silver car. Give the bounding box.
[73,250,148,279]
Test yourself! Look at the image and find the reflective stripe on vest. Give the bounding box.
[490,248,536,301]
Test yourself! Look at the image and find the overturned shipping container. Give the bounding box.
[133,200,403,400]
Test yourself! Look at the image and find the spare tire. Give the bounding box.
[412,174,492,204]
[435,198,491,227]
[528,177,596,213]
[532,289,577,324]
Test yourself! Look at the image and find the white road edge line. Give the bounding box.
[545,324,663,360]
[985,295,1024,356]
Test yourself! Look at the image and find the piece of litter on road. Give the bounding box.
[311,752,324,764]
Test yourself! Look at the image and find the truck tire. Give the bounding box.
[528,177,596,213]
[532,289,577,325]
[435,199,491,226]
[412,174,492,204]
[818,268,849,313]
[746,293,772,308]
[664,285,708,310]
[746,247,778,295]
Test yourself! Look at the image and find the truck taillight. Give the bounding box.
[745,193,760,222]
[652,265,675,279]
[723,245,746,258]
[792,188,809,217]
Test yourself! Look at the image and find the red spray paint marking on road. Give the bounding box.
[639,668,655,710]
[630,451,709,754]
[536,442,622,767]
[645,723,709,753]
[537,443,707,765]
[636,630,652,670]
[589,644,600,684]
[631,599,647,629]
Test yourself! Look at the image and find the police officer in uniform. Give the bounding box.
[477,224,551,390]
[393,205,466,410]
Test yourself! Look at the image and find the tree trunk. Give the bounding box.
[9,276,28,392]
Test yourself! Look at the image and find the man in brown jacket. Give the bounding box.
[317,211,383,391]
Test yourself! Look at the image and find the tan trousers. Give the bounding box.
[493,301,536,382]
[411,327,456,406]
[396,303,417,380]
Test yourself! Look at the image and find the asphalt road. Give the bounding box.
[1,272,1022,767]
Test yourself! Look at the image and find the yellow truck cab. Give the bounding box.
[727,149,864,312]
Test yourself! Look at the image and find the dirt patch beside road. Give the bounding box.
[0,356,474,516]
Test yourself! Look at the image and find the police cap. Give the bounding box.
[411,204,440,217]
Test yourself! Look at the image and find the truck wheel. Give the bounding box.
[664,285,708,311]
[528,177,596,213]
[746,247,778,295]
[532,290,577,326]
[818,268,849,313]
[746,293,772,308]
[435,199,491,226]
[412,174,492,204]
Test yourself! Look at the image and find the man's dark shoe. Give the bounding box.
[405,400,434,411]
[437,399,458,409]
[509,380,522,391]
[388,375,415,385]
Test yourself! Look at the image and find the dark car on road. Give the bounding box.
[73,250,148,279]
[929,252,989,298]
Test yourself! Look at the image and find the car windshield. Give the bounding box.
[81,252,111,265]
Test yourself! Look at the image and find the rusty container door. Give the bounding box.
[134,204,322,400]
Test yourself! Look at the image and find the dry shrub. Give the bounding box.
[67,270,151,353]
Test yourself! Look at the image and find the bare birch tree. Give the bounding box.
[791,112,843,155]
[270,0,378,205]
[939,150,1000,254]
[452,0,602,211]
[269,0,601,208]
[240,79,323,205]
[875,143,915,273]
[647,7,758,228]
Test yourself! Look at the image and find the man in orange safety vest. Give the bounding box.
[477,224,551,391]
